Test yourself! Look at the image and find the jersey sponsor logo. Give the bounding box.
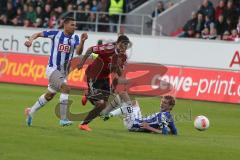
[58,44,71,53]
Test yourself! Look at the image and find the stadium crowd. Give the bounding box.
[0,0,174,33]
[0,0,131,32]
[180,0,240,41]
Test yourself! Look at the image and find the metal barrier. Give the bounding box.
[56,11,154,35]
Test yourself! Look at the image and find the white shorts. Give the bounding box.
[123,103,142,130]
[46,67,67,93]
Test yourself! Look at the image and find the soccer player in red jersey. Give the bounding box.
[77,35,131,131]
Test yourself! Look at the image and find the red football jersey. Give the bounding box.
[86,43,127,79]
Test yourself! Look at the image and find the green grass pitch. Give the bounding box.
[0,83,240,160]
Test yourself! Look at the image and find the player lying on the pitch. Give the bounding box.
[101,93,178,135]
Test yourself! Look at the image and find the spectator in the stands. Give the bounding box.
[195,32,201,38]
[222,30,232,40]
[57,19,64,29]
[183,11,197,33]
[209,24,217,39]
[36,6,43,20]
[228,29,239,41]
[34,18,43,28]
[11,16,19,26]
[54,6,63,17]
[97,0,108,12]
[26,5,37,23]
[235,0,240,15]
[91,0,98,12]
[43,4,51,20]
[201,27,210,39]
[23,4,28,16]
[215,0,225,20]
[223,0,238,26]
[23,19,33,27]
[0,14,9,25]
[195,13,205,33]
[5,1,17,20]
[198,0,215,20]
[51,0,65,12]
[152,1,165,18]
[204,15,214,28]
[215,14,228,37]
[81,4,91,30]
[80,0,90,9]
[34,0,44,8]
[107,0,127,33]
[96,0,109,32]
[236,16,240,33]
[98,13,109,32]
[0,0,7,14]
[226,17,235,32]
[48,12,57,28]
[88,12,97,31]
[180,26,195,38]
[16,7,25,26]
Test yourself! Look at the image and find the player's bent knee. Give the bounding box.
[45,92,56,101]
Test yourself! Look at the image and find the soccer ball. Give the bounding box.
[194,115,210,131]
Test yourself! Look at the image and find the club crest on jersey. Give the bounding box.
[58,44,71,53]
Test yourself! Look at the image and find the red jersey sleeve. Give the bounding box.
[92,43,115,55]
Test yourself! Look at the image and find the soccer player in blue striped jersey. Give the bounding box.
[24,17,88,127]
[103,93,177,135]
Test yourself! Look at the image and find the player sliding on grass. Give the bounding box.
[102,93,178,135]
[77,35,131,131]
[24,17,88,126]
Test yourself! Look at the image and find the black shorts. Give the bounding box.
[86,78,111,105]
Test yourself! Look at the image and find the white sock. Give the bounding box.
[60,93,69,120]
[29,94,48,116]
[110,103,133,116]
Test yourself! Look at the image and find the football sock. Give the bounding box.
[81,102,106,125]
[29,94,48,116]
[110,103,133,116]
[59,93,69,120]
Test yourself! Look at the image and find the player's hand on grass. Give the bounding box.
[24,40,32,47]
[81,33,88,41]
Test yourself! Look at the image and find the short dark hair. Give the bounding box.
[117,35,130,43]
[63,17,75,24]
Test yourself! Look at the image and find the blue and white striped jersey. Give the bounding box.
[132,111,177,135]
[43,30,80,74]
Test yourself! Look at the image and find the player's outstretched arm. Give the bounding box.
[24,32,44,47]
[24,32,43,47]
[140,122,162,134]
[76,33,88,55]
[77,47,93,70]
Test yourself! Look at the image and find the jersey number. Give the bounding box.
[126,106,133,113]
